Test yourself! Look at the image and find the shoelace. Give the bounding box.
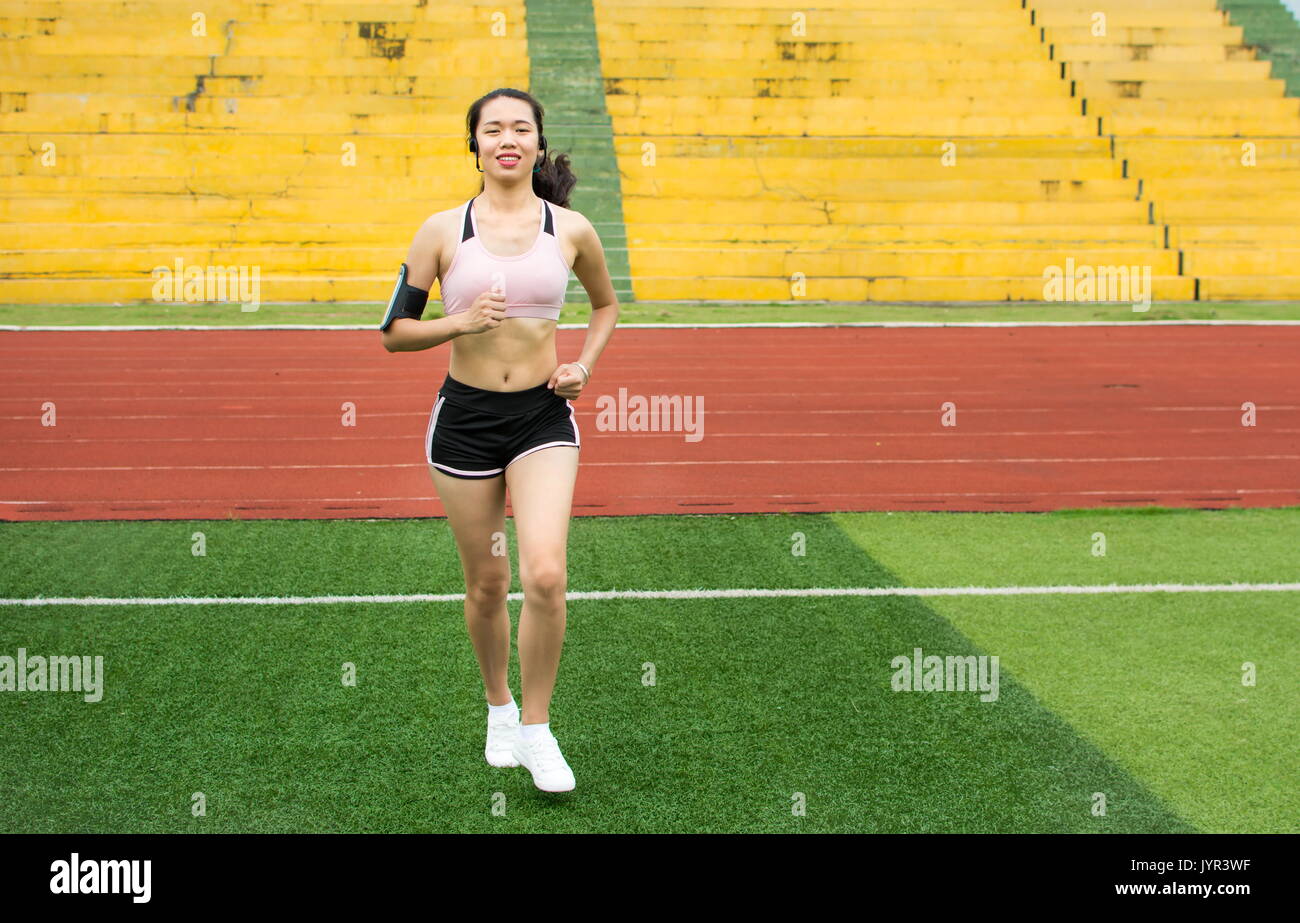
[527,734,565,772]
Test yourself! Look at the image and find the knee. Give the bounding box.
[521,563,566,602]
[465,574,510,606]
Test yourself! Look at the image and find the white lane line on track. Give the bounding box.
[3,428,1299,447]
[3,487,1298,506]
[4,454,1298,473]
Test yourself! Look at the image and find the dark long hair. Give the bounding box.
[467,88,577,208]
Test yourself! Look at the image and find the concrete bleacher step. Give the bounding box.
[616,136,1116,157]
[1171,224,1300,245]
[631,275,1199,302]
[617,178,1142,202]
[0,111,512,133]
[1155,199,1300,221]
[1054,42,1259,62]
[1144,176,1300,195]
[1114,137,1300,161]
[621,196,1150,226]
[1198,276,1300,298]
[1073,78,1287,98]
[1182,248,1300,274]
[1036,11,1228,30]
[0,221,1168,250]
[626,248,1182,277]
[1100,114,1300,133]
[1064,60,1274,80]
[603,77,1074,98]
[1086,97,1300,118]
[1044,26,1247,45]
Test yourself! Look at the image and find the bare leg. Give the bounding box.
[429,465,512,705]
[504,446,579,725]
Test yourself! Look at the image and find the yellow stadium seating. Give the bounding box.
[2,0,1297,306]
[596,0,1298,302]
[0,0,525,306]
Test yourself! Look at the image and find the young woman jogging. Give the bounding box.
[380,89,619,792]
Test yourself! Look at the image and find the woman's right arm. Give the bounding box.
[381,216,467,353]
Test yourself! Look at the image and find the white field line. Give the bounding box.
[3,583,1299,607]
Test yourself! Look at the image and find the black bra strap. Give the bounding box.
[463,196,554,240]
[462,198,475,242]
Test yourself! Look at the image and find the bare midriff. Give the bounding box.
[448,316,558,391]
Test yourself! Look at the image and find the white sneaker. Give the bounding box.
[485,710,521,767]
[512,727,576,792]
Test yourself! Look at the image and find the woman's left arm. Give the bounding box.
[551,213,620,393]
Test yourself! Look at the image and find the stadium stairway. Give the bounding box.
[521,0,634,303]
[1032,0,1300,299]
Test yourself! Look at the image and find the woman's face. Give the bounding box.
[476,98,539,177]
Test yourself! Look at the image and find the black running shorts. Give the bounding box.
[426,373,581,479]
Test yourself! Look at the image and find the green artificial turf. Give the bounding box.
[6,509,1292,832]
[834,507,1300,833]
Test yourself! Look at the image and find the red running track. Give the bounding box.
[1,326,1298,521]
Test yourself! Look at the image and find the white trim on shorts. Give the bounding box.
[427,395,578,476]
[432,462,506,477]
[424,395,444,466]
[503,401,581,470]
[426,394,507,477]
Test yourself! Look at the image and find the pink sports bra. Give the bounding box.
[439,195,571,322]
